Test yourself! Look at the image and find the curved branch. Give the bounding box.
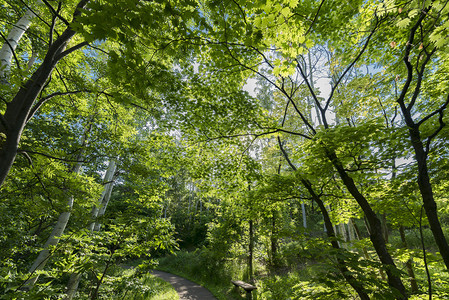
[304,0,326,36]
[41,0,70,26]
[28,90,91,122]
[18,149,85,163]
[424,94,449,154]
[397,7,431,119]
[326,17,380,112]
[55,41,89,61]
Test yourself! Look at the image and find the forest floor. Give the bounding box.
[150,270,217,300]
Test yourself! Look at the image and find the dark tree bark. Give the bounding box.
[325,149,407,299]
[302,178,370,300]
[395,7,449,271]
[405,126,449,270]
[248,219,254,283]
[278,138,370,300]
[0,0,89,188]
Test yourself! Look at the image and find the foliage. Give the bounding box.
[2,0,449,298]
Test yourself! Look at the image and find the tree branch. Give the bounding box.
[277,136,298,171]
[397,7,430,119]
[304,0,326,36]
[56,41,89,61]
[41,0,70,26]
[18,0,52,29]
[325,16,380,112]
[27,90,90,122]
[18,149,85,163]
[424,93,449,154]
[47,1,62,47]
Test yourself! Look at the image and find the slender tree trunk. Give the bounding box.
[301,202,307,228]
[325,149,407,298]
[64,159,116,300]
[302,179,370,300]
[277,138,369,299]
[22,204,73,289]
[270,213,278,268]
[393,7,449,270]
[89,161,116,231]
[399,226,419,293]
[0,3,39,82]
[409,128,449,270]
[65,273,82,300]
[92,160,116,231]
[22,158,84,290]
[0,0,89,188]
[339,223,347,243]
[352,220,371,260]
[347,219,356,242]
[382,213,389,243]
[248,219,254,283]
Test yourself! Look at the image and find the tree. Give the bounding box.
[0,0,91,186]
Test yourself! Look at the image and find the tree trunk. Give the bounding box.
[339,223,347,243]
[408,127,449,270]
[22,157,84,290]
[347,219,356,243]
[301,179,370,300]
[325,149,407,298]
[277,137,369,299]
[22,208,72,289]
[352,220,371,260]
[382,213,389,243]
[248,219,254,283]
[395,7,449,270]
[0,0,89,188]
[64,273,82,300]
[270,213,278,268]
[92,160,116,231]
[0,3,38,82]
[399,226,419,293]
[64,159,116,300]
[301,202,307,228]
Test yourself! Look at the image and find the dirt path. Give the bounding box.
[150,270,217,300]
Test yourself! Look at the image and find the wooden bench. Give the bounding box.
[231,280,257,300]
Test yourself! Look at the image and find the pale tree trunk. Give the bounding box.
[64,159,116,300]
[352,218,370,260]
[22,158,84,290]
[0,2,39,82]
[347,218,356,245]
[301,202,307,228]
[25,47,38,72]
[309,53,322,125]
[339,223,347,243]
[92,160,116,231]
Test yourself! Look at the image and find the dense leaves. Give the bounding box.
[1,0,449,299]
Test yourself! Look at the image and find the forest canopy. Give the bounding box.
[1,0,449,299]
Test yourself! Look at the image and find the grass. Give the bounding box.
[156,251,248,300]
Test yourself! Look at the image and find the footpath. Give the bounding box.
[150,270,217,300]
